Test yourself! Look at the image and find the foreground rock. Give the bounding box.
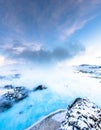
[0,85,29,112]
[27,98,101,130]
[59,98,101,130]
[26,109,66,130]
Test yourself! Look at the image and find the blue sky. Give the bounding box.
[0,0,101,66]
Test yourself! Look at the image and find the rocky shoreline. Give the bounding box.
[26,109,66,130]
[1,84,101,130]
[59,98,101,130]
[0,84,47,112]
[0,85,29,112]
[27,98,101,130]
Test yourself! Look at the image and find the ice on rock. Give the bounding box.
[59,98,101,130]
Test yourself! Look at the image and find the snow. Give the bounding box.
[52,111,66,122]
[0,63,101,130]
[59,98,101,130]
[0,88,14,96]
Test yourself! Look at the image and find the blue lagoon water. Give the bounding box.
[0,64,101,130]
[0,89,73,130]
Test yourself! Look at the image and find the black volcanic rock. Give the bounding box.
[4,85,14,89]
[0,96,13,112]
[33,85,47,91]
[14,86,29,101]
[0,85,29,112]
[58,98,101,130]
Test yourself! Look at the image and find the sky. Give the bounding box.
[0,0,101,67]
[1,2,101,127]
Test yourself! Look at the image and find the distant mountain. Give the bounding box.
[76,64,101,80]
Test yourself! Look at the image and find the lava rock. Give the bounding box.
[0,85,29,112]
[14,86,29,101]
[4,85,14,89]
[0,96,14,112]
[33,85,47,91]
[58,98,101,130]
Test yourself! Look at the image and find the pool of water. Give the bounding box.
[0,64,101,130]
[0,89,74,130]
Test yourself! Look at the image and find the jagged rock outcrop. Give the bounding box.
[0,85,29,112]
[59,98,101,130]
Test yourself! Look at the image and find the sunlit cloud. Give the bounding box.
[0,56,5,66]
[60,17,94,40]
[0,55,16,67]
[59,44,101,67]
[0,0,101,66]
[0,0,101,41]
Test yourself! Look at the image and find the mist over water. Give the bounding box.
[0,63,100,98]
[0,0,101,129]
[0,62,101,130]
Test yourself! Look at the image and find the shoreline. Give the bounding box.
[26,109,66,130]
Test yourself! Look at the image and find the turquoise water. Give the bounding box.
[0,89,74,130]
[0,64,101,130]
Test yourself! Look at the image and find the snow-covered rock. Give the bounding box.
[0,85,29,112]
[58,98,101,130]
[76,64,101,79]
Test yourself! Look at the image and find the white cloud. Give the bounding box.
[60,16,94,40]
[31,43,43,51]
[58,44,101,67]
[0,56,5,66]
[0,55,16,67]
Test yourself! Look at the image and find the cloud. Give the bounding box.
[0,0,101,41]
[60,17,94,40]
[0,73,21,80]
[1,40,85,64]
[0,55,16,66]
[0,0,100,66]
[58,0,101,39]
